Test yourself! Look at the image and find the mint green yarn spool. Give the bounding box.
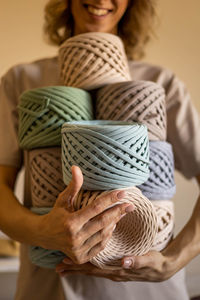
[62,120,150,190]
[18,86,93,149]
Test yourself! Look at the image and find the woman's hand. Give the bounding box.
[37,165,134,264]
[56,175,200,282]
[55,248,176,282]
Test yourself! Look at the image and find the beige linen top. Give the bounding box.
[0,57,199,300]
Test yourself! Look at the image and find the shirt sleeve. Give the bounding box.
[0,68,23,168]
[166,74,200,179]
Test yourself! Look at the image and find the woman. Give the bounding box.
[0,1,199,299]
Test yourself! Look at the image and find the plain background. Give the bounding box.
[0,0,200,298]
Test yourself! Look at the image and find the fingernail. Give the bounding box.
[116,191,126,200]
[125,205,134,213]
[123,258,133,269]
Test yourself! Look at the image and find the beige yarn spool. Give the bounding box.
[96,80,167,141]
[29,148,65,207]
[151,200,174,251]
[74,187,158,269]
[59,32,131,90]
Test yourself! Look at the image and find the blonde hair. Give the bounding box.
[44,0,157,60]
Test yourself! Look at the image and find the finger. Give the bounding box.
[65,224,115,265]
[122,251,160,269]
[55,165,83,210]
[59,269,96,277]
[80,222,115,255]
[63,257,74,264]
[86,236,112,262]
[56,264,70,273]
[56,262,93,273]
[81,202,134,241]
[76,190,128,224]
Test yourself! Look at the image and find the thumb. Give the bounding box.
[55,165,83,211]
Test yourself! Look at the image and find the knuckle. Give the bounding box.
[99,214,109,227]
[92,201,102,213]
[73,255,81,264]
[74,256,86,265]
[100,229,108,240]
[111,191,118,203]
[72,250,83,264]
[114,206,122,218]
[99,240,107,251]
[65,219,77,235]
[71,234,82,248]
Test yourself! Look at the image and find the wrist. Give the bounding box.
[163,220,200,273]
[13,207,44,247]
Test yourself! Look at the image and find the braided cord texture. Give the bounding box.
[59,32,131,90]
[29,148,65,207]
[151,200,174,251]
[61,121,149,190]
[139,141,176,200]
[28,142,175,207]
[29,186,158,269]
[75,187,157,269]
[18,86,93,149]
[29,193,174,269]
[96,80,166,141]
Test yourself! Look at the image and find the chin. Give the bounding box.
[81,25,115,34]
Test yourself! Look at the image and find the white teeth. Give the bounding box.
[87,5,109,16]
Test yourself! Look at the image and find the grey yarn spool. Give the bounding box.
[95,80,166,141]
[139,141,176,200]
[61,120,150,190]
[18,86,93,149]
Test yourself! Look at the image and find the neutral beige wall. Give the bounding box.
[0,0,56,75]
[145,0,200,111]
[0,0,199,297]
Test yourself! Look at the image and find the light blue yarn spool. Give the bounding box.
[29,207,65,269]
[139,141,176,200]
[61,120,150,190]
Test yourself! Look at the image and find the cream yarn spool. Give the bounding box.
[74,187,158,269]
[29,148,65,207]
[96,80,166,141]
[151,200,174,251]
[59,32,131,90]
[29,190,174,269]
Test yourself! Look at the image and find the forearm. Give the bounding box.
[0,183,41,246]
[163,193,200,272]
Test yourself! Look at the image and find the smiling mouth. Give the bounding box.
[84,4,112,16]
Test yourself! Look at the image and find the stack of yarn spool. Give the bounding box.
[95,79,176,253]
[18,32,176,269]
